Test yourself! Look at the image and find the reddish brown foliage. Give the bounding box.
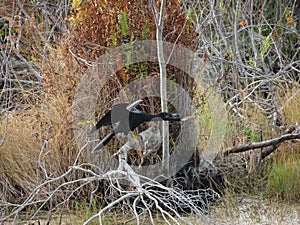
[68,0,198,62]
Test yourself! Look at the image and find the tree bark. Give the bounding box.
[150,0,169,175]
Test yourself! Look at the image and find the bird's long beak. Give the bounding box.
[180,115,197,121]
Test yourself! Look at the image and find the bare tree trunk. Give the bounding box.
[150,0,169,175]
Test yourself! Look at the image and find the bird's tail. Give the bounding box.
[92,131,115,152]
[90,125,98,134]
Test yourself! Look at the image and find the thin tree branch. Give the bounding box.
[224,124,300,156]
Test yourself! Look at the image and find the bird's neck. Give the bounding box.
[149,113,164,121]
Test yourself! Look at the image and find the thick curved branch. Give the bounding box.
[224,124,300,156]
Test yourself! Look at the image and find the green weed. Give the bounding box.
[266,156,300,201]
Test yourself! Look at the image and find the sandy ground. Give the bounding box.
[190,196,300,225]
[5,196,300,224]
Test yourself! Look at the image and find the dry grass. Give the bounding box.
[221,82,300,201]
[0,45,81,204]
[0,97,78,200]
[1,108,45,191]
[276,83,300,155]
[278,84,300,125]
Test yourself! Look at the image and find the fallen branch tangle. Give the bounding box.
[1,126,219,225]
[86,127,218,225]
[5,123,299,224]
[83,171,213,225]
[224,124,300,156]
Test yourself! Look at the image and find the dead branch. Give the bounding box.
[1,126,219,225]
[224,124,300,156]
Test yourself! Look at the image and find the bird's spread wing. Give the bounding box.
[91,100,143,134]
[90,110,112,133]
[91,102,130,133]
[92,131,115,152]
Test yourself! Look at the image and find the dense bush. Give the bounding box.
[0,0,299,219]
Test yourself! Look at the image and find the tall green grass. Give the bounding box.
[266,155,300,202]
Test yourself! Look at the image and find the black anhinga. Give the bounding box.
[91,100,181,151]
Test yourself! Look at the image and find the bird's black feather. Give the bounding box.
[91,100,181,151]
